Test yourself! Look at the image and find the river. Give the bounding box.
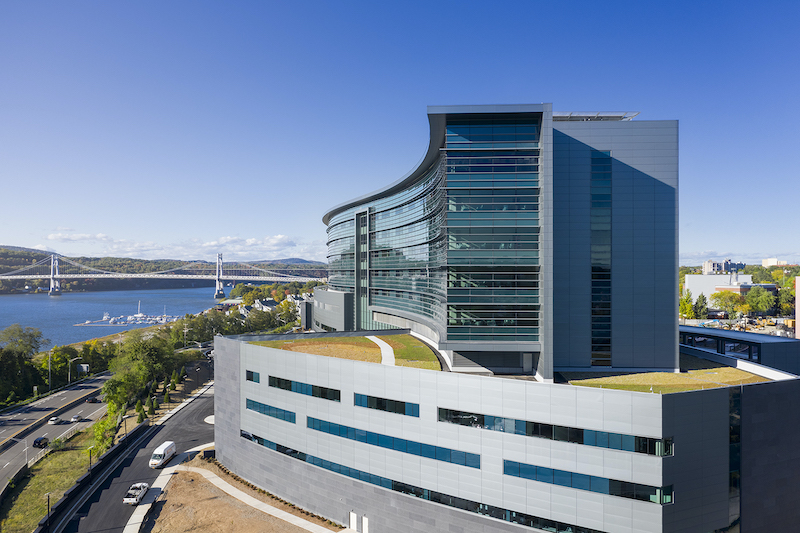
[0,287,224,349]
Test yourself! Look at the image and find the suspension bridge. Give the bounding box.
[0,254,325,298]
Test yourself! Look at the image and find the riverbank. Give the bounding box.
[0,287,221,350]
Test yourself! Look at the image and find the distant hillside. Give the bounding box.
[0,245,52,255]
[253,258,326,265]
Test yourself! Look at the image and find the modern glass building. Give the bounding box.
[315,104,679,378]
[215,105,800,533]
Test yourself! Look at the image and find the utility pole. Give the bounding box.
[68,357,82,384]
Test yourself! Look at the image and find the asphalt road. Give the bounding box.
[0,375,111,489]
[64,384,215,533]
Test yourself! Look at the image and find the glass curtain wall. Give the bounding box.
[444,114,542,343]
[590,150,612,366]
[325,162,448,331]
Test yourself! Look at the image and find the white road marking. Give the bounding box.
[3,462,9,468]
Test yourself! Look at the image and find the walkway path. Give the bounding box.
[367,335,395,365]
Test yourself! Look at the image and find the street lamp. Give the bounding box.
[67,356,82,384]
[88,445,95,474]
[48,351,52,393]
[46,492,51,531]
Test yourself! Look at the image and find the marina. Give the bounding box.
[75,303,181,327]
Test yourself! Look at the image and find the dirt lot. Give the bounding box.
[142,455,343,533]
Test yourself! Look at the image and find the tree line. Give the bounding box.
[679,285,791,321]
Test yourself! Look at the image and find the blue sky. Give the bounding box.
[1,1,798,265]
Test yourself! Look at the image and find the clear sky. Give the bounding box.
[1,1,798,265]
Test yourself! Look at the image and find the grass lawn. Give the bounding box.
[565,354,769,394]
[0,429,96,533]
[252,337,382,363]
[377,335,441,371]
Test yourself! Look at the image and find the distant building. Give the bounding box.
[702,258,745,275]
[763,258,789,267]
[684,273,777,311]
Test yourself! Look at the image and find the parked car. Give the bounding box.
[48,416,61,425]
[71,414,83,422]
[33,437,49,448]
[123,483,150,505]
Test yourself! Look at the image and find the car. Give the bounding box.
[85,397,100,403]
[123,482,150,505]
[33,437,49,448]
[71,414,82,423]
[48,416,61,425]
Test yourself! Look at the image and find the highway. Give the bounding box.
[0,375,111,490]
[64,379,214,532]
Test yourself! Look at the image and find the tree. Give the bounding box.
[745,286,776,315]
[710,291,744,321]
[276,299,298,325]
[0,324,48,358]
[679,289,695,320]
[779,286,795,316]
[694,293,708,320]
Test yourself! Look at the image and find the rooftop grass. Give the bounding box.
[564,354,770,394]
[251,336,382,363]
[377,334,441,371]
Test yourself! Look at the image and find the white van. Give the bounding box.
[149,441,176,468]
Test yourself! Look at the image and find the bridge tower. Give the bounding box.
[214,253,226,298]
[49,255,61,296]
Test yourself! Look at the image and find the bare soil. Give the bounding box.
[142,454,343,533]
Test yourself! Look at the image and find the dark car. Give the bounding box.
[33,437,49,448]
[85,397,100,403]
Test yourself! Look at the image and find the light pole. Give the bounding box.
[48,351,52,392]
[67,356,82,384]
[46,491,51,531]
[88,445,95,474]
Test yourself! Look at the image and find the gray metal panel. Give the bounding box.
[740,379,800,531]
[661,388,730,533]
[552,120,678,371]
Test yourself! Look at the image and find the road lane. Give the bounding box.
[64,386,214,533]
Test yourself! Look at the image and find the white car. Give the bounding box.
[48,416,61,425]
[71,414,82,423]
[123,482,150,505]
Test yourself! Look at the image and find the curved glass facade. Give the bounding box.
[323,109,543,349]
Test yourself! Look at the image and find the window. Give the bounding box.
[354,393,419,417]
[439,407,673,457]
[242,430,607,533]
[504,460,673,505]
[269,376,340,402]
[245,370,260,383]
[307,416,479,469]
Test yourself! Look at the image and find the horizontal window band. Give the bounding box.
[307,416,480,469]
[268,376,340,402]
[504,460,673,505]
[245,398,295,424]
[354,393,419,417]
[438,408,673,457]
[240,430,608,533]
